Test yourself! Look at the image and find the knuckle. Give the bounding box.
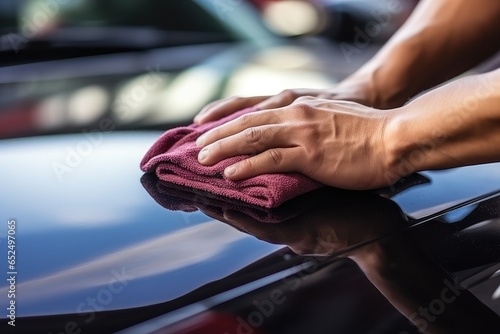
[241,157,254,170]
[267,149,284,165]
[238,113,252,126]
[294,95,314,103]
[290,102,311,117]
[279,89,297,103]
[244,127,262,143]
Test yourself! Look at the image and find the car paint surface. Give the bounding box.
[1,132,499,326]
[1,1,499,332]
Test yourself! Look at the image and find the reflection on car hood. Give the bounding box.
[1,131,500,319]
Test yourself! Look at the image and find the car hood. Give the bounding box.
[0,131,285,317]
[1,131,500,319]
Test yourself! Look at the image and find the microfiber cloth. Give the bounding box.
[140,107,322,208]
[140,174,327,223]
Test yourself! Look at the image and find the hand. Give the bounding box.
[196,97,396,190]
[194,79,377,125]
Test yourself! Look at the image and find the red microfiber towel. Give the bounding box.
[140,107,322,208]
[140,174,325,223]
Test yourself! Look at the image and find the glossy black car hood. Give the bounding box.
[1,131,500,320]
[0,132,284,317]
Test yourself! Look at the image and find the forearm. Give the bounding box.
[386,68,500,176]
[342,0,500,108]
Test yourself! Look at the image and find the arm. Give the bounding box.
[196,69,500,189]
[345,0,500,109]
[195,0,500,124]
[385,68,500,179]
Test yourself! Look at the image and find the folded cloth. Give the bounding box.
[140,107,322,208]
[141,174,297,223]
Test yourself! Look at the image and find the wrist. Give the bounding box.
[343,38,429,110]
[339,72,407,110]
[335,75,379,107]
[383,106,420,184]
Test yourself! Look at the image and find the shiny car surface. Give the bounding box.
[1,133,500,333]
[1,1,499,333]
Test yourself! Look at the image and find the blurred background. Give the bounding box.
[0,0,418,139]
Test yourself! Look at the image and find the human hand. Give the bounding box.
[196,97,396,190]
[194,79,376,125]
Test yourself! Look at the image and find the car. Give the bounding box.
[2,135,500,333]
[1,1,499,333]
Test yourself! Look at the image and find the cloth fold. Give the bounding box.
[140,107,322,208]
[140,174,318,223]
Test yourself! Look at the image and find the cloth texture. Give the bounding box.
[140,174,315,223]
[140,107,322,208]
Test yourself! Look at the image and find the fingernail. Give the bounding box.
[196,135,206,147]
[198,149,208,161]
[225,165,236,177]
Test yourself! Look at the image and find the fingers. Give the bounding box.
[196,106,306,179]
[197,124,291,165]
[253,89,301,110]
[196,109,281,147]
[194,89,322,125]
[194,96,269,124]
[224,146,304,180]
